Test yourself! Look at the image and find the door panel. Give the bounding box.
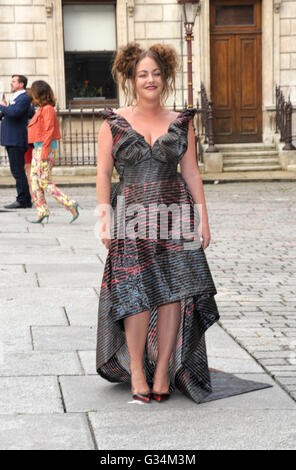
[211,36,234,138]
[210,0,262,143]
[240,38,257,108]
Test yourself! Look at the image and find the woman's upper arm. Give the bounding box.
[97,120,114,177]
[180,120,199,179]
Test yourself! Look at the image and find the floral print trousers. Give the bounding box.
[31,147,76,217]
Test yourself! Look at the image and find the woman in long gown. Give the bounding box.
[95,43,220,404]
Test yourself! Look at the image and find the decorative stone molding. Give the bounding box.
[127,0,134,17]
[274,0,281,14]
[45,0,53,18]
[46,1,66,108]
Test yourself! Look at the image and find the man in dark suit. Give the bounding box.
[0,74,35,209]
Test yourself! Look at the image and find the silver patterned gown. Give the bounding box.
[95,108,221,403]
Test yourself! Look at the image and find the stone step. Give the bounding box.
[222,151,279,159]
[224,164,282,172]
[223,158,280,166]
[216,143,277,152]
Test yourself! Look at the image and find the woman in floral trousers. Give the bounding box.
[27,80,81,224]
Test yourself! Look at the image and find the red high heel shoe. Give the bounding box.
[151,377,171,402]
[132,390,152,403]
[131,373,151,403]
[131,372,151,403]
[151,391,170,402]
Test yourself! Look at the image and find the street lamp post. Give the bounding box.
[178,0,200,108]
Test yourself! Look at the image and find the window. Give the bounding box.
[215,5,254,26]
[62,1,117,106]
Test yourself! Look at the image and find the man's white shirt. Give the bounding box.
[10,89,26,104]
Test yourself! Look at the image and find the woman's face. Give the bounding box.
[134,56,164,102]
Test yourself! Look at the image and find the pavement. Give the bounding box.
[0,182,296,450]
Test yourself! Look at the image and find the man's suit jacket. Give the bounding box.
[0,92,35,148]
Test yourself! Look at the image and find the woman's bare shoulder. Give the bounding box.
[114,106,131,118]
[167,110,181,120]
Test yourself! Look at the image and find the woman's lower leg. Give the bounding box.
[154,300,181,393]
[124,310,150,393]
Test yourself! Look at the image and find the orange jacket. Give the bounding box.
[28,104,61,160]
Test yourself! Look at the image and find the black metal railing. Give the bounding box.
[55,104,100,166]
[173,84,217,165]
[0,104,102,167]
[198,83,218,153]
[275,85,296,151]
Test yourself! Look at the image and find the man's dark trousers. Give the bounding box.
[6,146,31,206]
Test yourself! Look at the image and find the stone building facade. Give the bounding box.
[0,0,295,172]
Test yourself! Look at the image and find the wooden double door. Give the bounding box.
[210,0,262,143]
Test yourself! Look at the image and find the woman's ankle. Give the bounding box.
[154,360,169,375]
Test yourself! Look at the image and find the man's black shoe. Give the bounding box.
[4,201,32,209]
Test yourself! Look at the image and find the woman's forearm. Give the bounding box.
[96,172,112,227]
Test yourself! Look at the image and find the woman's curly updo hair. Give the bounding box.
[112,43,179,104]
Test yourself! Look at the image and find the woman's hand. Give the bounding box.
[99,219,111,250]
[201,220,211,250]
[101,237,111,250]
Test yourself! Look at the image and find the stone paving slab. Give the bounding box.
[0,303,67,327]
[0,247,73,256]
[37,272,102,288]
[32,326,97,351]
[0,327,32,354]
[31,223,95,233]
[0,236,59,247]
[0,224,28,233]
[0,232,62,241]
[0,272,37,288]
[88,408,296,450]
[78,351,96,375]
[208,355,263,373]
[206,324,261,359]
[57,236,102,249]
[0,351,83,376]
[59,372,291,414]
[0,287,98,304]
[26,263,102,273]
[0,414,95,450]
[0,377,63,414]
[0,254,100,265]
[0,265,24,274]
[66,302,98,326]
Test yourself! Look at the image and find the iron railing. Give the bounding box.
[0,104,102,167]
[173,83,217,165]
[55,104,100,166]
[275,85,296,150]
[173,101,203,164]
[199,82,218,153]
